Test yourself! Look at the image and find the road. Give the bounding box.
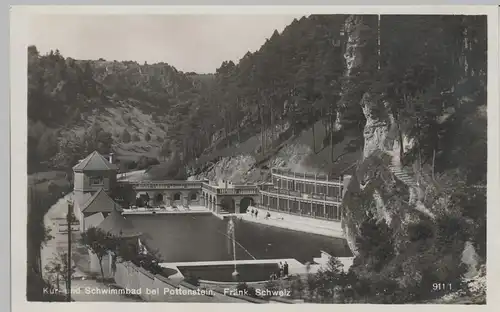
[40,192,142,301]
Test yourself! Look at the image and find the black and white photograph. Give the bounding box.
[15,6,494,306]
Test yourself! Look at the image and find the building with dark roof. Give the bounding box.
[71,151,144,278]
[73,150,117,194]
[73,187,124,232]
[71,151,122,233]
[97,209,141,239]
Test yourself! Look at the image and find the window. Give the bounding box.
[89,176,104,185]
[190,193,197,200]
[173,193,181,200]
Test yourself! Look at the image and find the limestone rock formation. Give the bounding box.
[338,15,438,255]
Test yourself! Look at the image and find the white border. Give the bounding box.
[11,5,499,312]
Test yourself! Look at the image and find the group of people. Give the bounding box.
[249,208,259,218]
[270,261,289,280]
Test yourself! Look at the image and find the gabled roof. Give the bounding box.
[73,150,118,172]
[81,188,122,214]
[97,209,141,238]
[73,192,93,208]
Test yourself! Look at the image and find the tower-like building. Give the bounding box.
[72,151,117,194]
[71,151,121,233]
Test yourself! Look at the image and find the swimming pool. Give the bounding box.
[127,214,351,264]
[178,263,280,283]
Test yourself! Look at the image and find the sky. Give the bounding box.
[28,14,303,74]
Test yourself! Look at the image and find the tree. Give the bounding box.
[289,275,306,299]
[44,251,76,292]
[80,227,118,281]
[355,213,395,272]
[121,129,131,143]
[110,183,135,208]
[27,186,56,301]
[314,256,347,302]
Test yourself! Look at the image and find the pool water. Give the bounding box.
[127,214,351,264]
[178,263,280,283]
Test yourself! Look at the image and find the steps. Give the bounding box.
[386,156,435,218]
[388,164,418,188]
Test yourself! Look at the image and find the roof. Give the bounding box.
[73,150,118,172]
[73,192,93,208]
[97,209,141,238]
[80,188,122,214]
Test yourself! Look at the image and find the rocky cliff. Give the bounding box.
[336,16,486,302]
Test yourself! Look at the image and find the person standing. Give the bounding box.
[279,262,284,278]
[284,261,289,277]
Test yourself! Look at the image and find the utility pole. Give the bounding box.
[66,200,73,302]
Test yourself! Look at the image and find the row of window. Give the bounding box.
[272,177,343,198]
[262,195,342,221]
[140,193,198,201]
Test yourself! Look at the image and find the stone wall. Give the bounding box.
[113,261,245,302]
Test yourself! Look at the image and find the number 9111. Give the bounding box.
[432,283,452,291]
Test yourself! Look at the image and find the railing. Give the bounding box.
[202,183,259,195]
[260,187,342,205]
[271,168,344,185]
[216,187,259,195]
[202,183,217,193]
[124,180,207,190]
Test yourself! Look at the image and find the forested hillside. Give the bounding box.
[27,45,214,173]
[27,14,487,303]
[28,15,350,176]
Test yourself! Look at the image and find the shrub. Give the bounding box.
[237,282,248,292]
[247,286,257,297]
[263,280,281,298]
[235,282,258,297]
[128,161,138,170]
[183,271,200,287]
[136,156,160,170]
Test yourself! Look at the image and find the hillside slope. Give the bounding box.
[27,46,214,172]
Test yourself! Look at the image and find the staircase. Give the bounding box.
[388,159,419,189]
[387,156,435,219]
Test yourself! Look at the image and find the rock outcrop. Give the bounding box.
[338,15,438,255]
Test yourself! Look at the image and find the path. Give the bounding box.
[40,192,141,302]
[239,207,344,239]
[40,192,87,281]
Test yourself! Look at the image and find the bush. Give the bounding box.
[128,161,138,170]
[136,156,160,170]
[183,271,200,287]
[247,286,257,297]
[236,282,248,292]
[263,280,281,298]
